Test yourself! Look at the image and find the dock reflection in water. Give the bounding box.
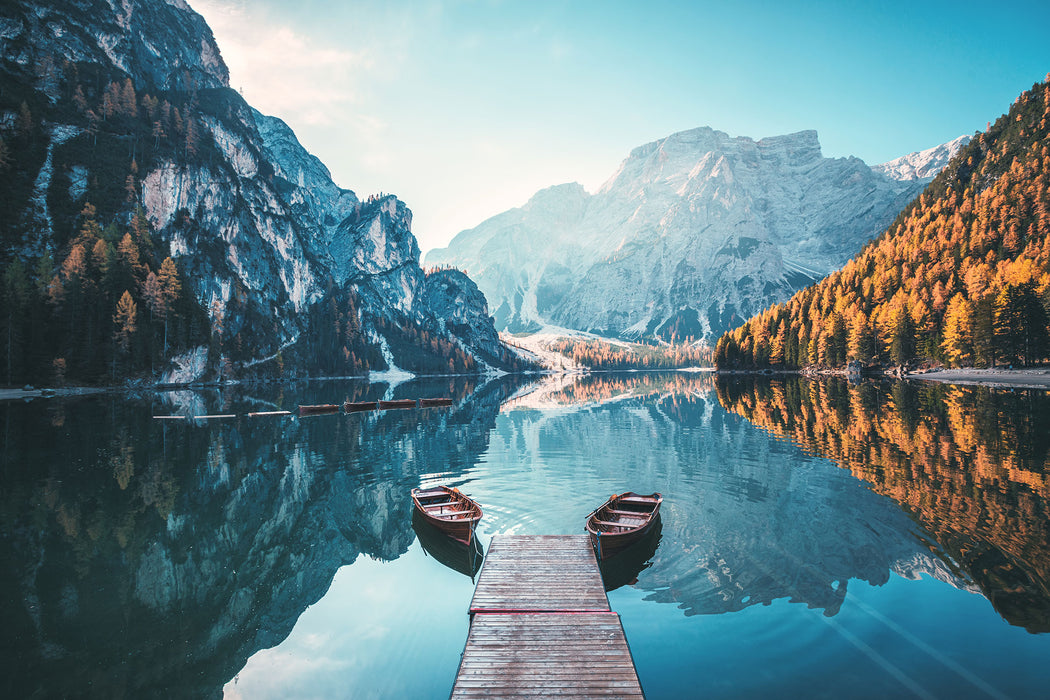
[413,512,485,580]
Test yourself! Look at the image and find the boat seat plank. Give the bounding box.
[593,519,640,528]
[429,511,477,520]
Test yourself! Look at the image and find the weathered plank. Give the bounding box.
[451,612,643,699]
[452,535,643,698]
[468,535,610,613]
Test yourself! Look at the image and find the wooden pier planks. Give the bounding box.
[469,535,610,613]
[453,535,644,699]
[452,612,644,698]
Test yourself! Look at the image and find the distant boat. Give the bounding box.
[379,399,417,410]
[411,485,483,544]
[585,491,663,559]
[412,511,484,579]
[297,404,340,416]
[419,397,454,408]
[343,400,379,412]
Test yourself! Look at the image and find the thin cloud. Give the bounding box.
[192,0,373,126]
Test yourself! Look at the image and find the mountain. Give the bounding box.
[0,0,527,385]
[427,127,965,342]
[716,77,1050,370]
[873,134,971,180]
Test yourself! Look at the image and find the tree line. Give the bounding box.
[551,337,713,370]
[716,77,1050,370]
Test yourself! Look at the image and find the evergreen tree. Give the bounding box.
[113,291,137,353]
[941,294,975,367]
[889,306,916,365]
[3,262,30,384]
[994,283,1049,366]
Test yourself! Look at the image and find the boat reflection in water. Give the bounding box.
[412,511,485,580]
[598,519,663,592]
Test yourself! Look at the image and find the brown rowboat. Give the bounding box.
[297,404,340,416]
[343,401,379,412]
[585,491,662,559]
[411,485,482,544]
[379,399,417,410]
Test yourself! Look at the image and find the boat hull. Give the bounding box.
[379,399,417,410]
[298,404,340,416]
[585,491,663,558]
[343,401,378,412]
[412,512,485,579]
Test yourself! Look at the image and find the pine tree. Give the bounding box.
[889,306,916,366]
[941,294,974,367]
[113,291,137,353]
[3,262,30,384]
[994,283,1049,366]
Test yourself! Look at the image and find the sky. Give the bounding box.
[190,0,1050,257]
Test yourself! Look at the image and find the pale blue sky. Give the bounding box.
[192,0,1050,255]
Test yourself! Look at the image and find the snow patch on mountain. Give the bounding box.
[873,134,971,180]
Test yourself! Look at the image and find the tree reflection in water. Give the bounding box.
[716,375,1050,632]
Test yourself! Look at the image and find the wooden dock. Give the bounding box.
[452,535,644,698]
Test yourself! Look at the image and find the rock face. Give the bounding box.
[427,128,966,341]
[424,268,508,366]
[0,0,520,378]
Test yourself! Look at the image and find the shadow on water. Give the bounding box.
[0,373,532,699]
[598,519,663,592]
[412,511,485,581]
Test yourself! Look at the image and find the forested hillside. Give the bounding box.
[716,76,1050,370]
[0,0,533,386]
[0,67,211,383]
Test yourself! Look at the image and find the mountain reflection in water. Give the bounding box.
[490,373,973,618]
[0,375,522,699]
[1,371,1048,699]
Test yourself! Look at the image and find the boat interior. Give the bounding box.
[415,488,478,520]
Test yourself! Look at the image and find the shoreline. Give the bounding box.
[913,368,1050,390]
[4,367,1050,403]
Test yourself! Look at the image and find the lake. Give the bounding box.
[2,373,1048,698]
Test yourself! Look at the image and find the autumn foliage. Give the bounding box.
[716,77,1050,370]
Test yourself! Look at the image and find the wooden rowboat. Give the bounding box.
[379,399,417,410]
[411,485,482,544]
[419,397,454,408]
[297,404,340,416]
[585,491,663,559]
[343,400,379,412]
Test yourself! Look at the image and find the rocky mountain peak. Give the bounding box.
[0,0,529,384]
[428,127,956,341]
[1,0,229,93]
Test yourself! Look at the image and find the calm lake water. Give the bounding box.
[2,372,1049,699]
